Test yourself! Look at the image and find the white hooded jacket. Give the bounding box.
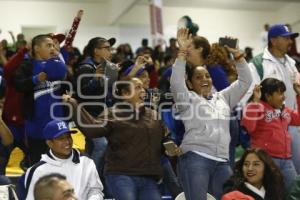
[24,149,103,200]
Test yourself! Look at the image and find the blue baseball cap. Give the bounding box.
[43,120,77,140]
[268,24,299,41]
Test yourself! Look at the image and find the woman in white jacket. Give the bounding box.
[170,28,252,200]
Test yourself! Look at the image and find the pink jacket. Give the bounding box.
[241,97,300,158]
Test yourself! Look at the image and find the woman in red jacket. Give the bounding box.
[241,78,300,189]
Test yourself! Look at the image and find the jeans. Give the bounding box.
[161,156,182,197]
[229,118,240,168]
[177,151,232,200]
[289,126,300,174]
[105,175,161,200]
[85,137,107,175]
[272,157,297,189]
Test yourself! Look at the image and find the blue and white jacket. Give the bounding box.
[23,149,104,200]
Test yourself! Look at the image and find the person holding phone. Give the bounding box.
[170,28,252,200]
[63,77,166,200]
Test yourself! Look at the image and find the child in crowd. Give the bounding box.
[242,78,300,189]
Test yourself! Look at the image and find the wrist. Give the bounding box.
[253,98,260,103]
[177,49,188,60]
[233,51,245,61]
[179,47,188,52]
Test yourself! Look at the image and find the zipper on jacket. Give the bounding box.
[280,111,287,158]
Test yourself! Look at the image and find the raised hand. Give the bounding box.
[177,28,192,50]
[77,10,84,19]
[135,56,146,67]
[293,82,300,96]
[143,54,153,65]
[223,37,244,61]
[252,85,261,102]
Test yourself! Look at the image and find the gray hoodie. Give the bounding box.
[170,59,252,159]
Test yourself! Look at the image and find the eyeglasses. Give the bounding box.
[97,46,111,50]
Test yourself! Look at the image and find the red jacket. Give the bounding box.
[241,97,300,158]
[2,48,27,126]
[222,191,254,200]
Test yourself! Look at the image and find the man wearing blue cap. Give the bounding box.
[22,119,103,200]
[245,24,300,188]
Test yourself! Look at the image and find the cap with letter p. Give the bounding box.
[268,24,299,41]
[43,120,77,140]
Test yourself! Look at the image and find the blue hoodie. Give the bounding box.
[25,58,66,139]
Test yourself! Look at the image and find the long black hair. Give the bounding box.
[224,148,285,200]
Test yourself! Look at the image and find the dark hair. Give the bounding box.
[268,40,272,48]
[185,65,208,91]
[260,78,286,102]
[164,54,173,66]
[186,65,196,82]
[193,36,211,60]
[115,77,135,98]
[226,148,285,200]
[206,43,237,77]
[142,38,148,46]
[31,34,51,58]
[34,173,67,200]
[83,37,107,58]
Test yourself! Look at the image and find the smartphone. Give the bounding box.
[219,37,237,49]
[163,141,178,156]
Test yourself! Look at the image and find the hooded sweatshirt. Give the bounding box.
[170,59,252,159]
[24,149,103,200]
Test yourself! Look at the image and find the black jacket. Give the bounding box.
[74,58,118,117]
[14,60,35,120]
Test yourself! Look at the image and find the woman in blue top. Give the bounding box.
[170,28,252,200]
